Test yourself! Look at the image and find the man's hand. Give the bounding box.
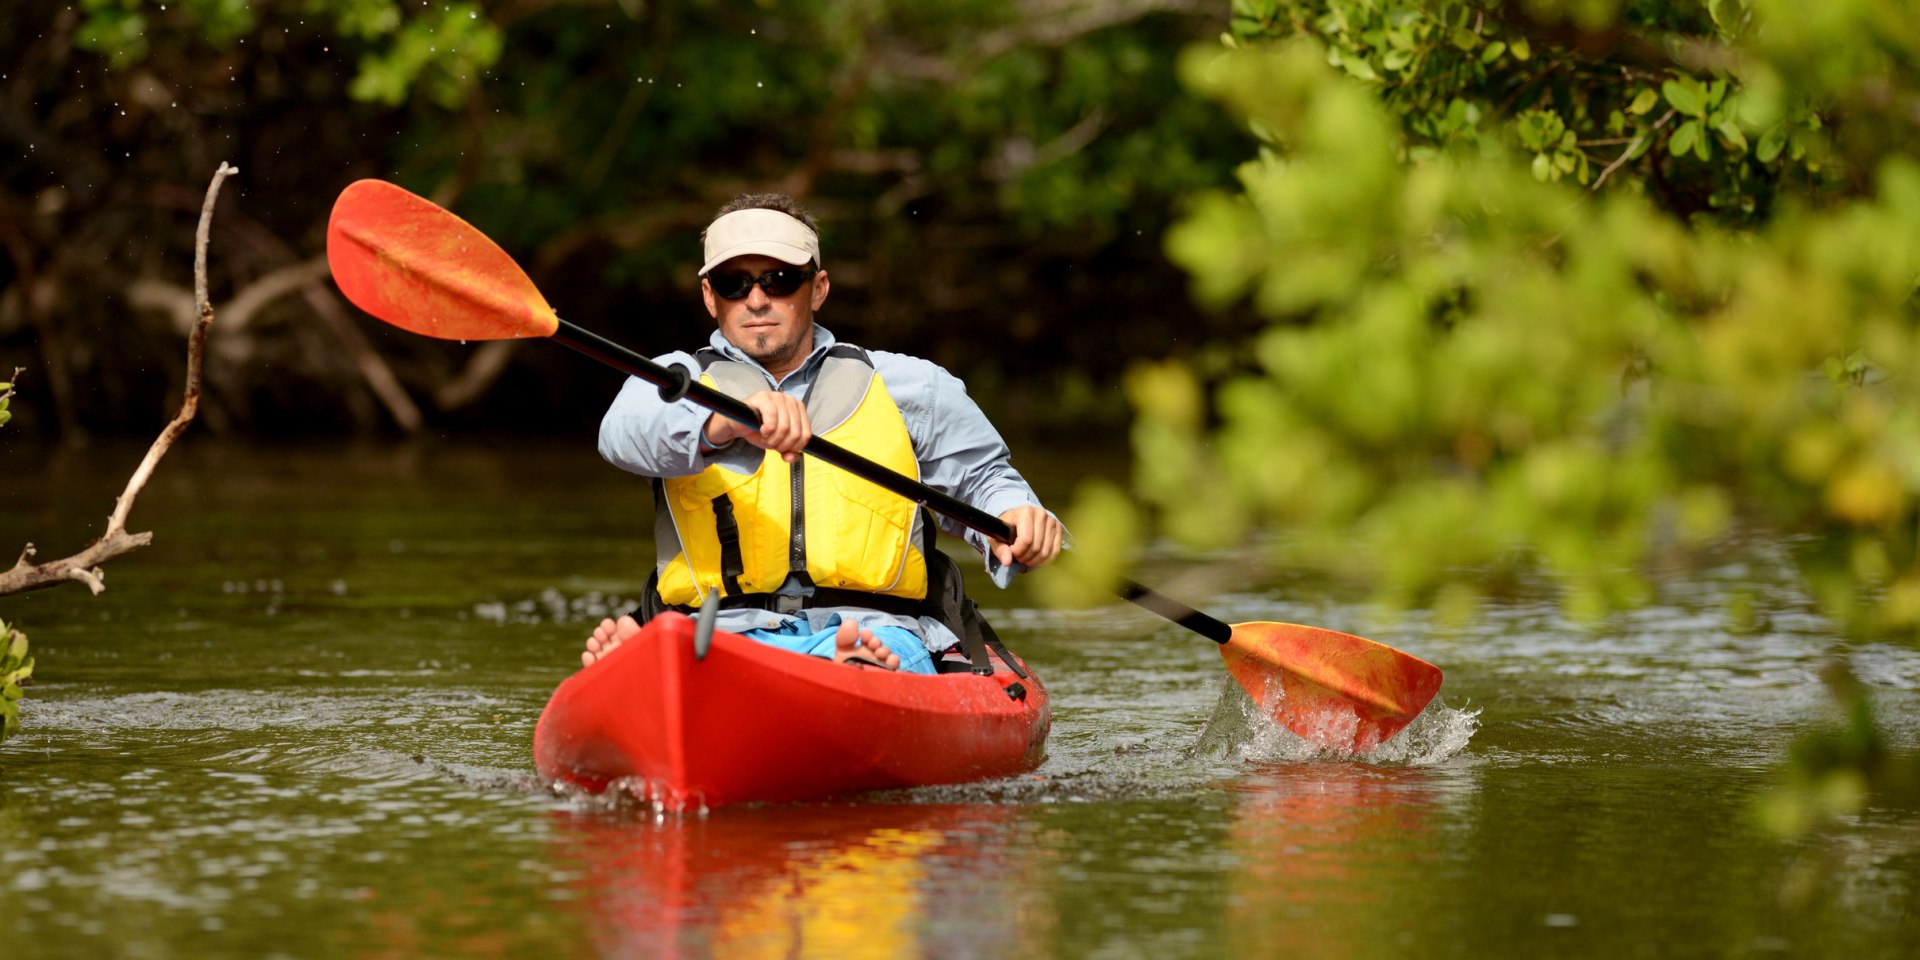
[706,391,811,463]
[993,505,1064,569]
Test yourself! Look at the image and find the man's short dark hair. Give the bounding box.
[713,193,820,236]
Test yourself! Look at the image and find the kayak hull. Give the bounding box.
[533,613,1050,809]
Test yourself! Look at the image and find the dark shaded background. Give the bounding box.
[1,1,1253,442]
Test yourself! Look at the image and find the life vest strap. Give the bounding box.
[670,587,923,619]
[710,494,746,596]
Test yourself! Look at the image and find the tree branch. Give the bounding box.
[302,284,426,430]
[128,256,330,336]
[872,0,1217,83]
[1592,108,1675,191]
[0,162,236,597]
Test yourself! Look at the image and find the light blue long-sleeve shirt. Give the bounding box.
[598,324,1049,650]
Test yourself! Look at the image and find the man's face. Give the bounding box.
[702,253,831,378]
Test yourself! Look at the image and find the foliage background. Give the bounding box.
[1030,0,1920,832]
[1,0,1238,440]
[1043,0,1920,638]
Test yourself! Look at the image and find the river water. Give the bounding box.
[3,440,1917,959]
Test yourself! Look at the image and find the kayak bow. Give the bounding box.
[533,613,1049,809]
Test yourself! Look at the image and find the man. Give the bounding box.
[582,193,1064,673]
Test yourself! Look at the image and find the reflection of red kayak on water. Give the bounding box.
[551,803,1041,958]
[533,612,1050,809]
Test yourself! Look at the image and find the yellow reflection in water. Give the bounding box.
[713,827,943,959]
[555,803,1045,960]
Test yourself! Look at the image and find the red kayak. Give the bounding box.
[533,612,1050,810]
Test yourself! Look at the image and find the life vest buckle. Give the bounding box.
[773,595,806,615]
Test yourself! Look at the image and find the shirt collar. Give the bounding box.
[707,324,838,385]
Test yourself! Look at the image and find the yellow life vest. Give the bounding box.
[653,344,929,607]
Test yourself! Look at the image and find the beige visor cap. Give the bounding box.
[699,209,821,276]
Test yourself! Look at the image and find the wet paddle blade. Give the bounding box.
[326,179,559,341]
[1220,622,1443,754]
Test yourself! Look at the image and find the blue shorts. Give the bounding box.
[739,614,936,676]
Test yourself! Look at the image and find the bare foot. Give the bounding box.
[582,614,643,668]
[832,619,900,671]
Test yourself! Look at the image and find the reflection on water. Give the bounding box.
[552,804,1044,960]
[1224,765,1458,957]
[4,441,1920,958]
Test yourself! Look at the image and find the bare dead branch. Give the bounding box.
[986,108,1110,182]
[0,162,237,598]
[301,284,426,430]
[433,340,520,413]
[129,256,330,336]
[1592,108,1676,192]
[873,0,1217,82]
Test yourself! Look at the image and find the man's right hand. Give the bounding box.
[705,390,811,463]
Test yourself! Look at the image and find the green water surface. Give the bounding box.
[3,440,1917,959]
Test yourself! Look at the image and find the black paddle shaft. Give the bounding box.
[552,320,1235,646]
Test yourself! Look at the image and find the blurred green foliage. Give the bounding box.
[1758,664,1887,839]
[1056,1,1920,643]
[0,619,30,742]
[75,0,501,103]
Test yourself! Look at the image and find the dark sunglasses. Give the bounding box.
[708,265,817,300]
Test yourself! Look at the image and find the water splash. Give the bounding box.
[550,775,712,819]
[1194,678,1478,766]
[473,587,641,626]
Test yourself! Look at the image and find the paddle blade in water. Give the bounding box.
[1221,622,1443,754]
[326,179,559,341]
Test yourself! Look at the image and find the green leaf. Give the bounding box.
[1531,153,1552,181]
[1628,88,1660,116]
[1757,125,1788,163]
[1340,56,1379,81]
[1663,79,1706,117]
[1707,0,1742,31]
[1480,41,1506,64]
[1510,36,1531,60]
[1716,120,1749,153]
[1669,119,1700,157]
[1451,27,1480,51]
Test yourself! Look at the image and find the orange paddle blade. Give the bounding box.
[326,179,559,341]
[1220,622,1443,754]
